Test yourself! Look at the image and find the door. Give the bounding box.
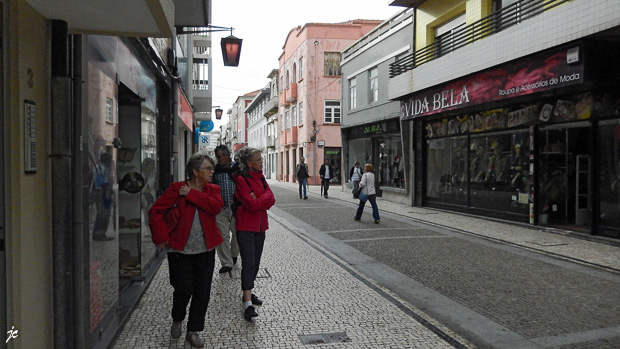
[538,122,591,228]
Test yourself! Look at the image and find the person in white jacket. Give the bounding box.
[354,163,381,223]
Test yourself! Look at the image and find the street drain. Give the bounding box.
[299,332,350,345]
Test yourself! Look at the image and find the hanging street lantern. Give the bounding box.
[221,35,242,67]
[215,108,224,120]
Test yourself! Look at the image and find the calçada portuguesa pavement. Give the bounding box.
[112,179,620,348]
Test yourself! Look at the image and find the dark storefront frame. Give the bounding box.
[344,118,405,195]
[405,41,620,239]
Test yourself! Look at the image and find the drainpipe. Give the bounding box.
[51,20,75,348]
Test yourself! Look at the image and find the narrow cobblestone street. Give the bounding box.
[113,180,620,348]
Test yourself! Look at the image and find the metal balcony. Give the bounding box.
[389,0,571,78]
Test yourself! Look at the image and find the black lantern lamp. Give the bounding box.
[215,108,223,120]
[221,35,242,67]
[177,25,242,67]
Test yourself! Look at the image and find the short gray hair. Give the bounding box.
[237,147,261,169]
[185,152,215,179]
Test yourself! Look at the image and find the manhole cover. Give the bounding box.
[299,332,350,345]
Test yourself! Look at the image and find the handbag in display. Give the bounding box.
[358,191,368,202]
[352,186,362,199]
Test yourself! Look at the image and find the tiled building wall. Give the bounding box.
[389,0,620,100]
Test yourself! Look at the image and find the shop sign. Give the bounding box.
[364,124,384,135]
[401,47,584,120]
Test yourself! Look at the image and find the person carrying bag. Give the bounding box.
[353,163,381,224]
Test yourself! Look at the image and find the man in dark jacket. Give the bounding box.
[319,159,333,199]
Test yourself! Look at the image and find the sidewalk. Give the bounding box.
[113,202,472,348]
[277,180,620,273]
[112,180,620,348]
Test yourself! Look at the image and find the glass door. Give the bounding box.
[538,122,591,228]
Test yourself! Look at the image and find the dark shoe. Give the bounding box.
[251,294,263,306]
[304,196,308,200]
[93,235,113,241]
[185,331,205,348]
[354,217,360,221]
[233,257,238,265]
[324,195,328,199]
[170,321,182,339]
[375,220,380,224]
[244,306,258,321]
[300,196,303,199]
[219,266,232,274]
[241,294,263,305]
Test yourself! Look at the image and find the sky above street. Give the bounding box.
[210,0,403,129]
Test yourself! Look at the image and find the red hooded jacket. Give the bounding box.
[234,171,275,232]
[149,181,224,251]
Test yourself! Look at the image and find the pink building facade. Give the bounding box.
[278,20,383,184]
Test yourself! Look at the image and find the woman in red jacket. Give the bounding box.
[149,152,223,348]
[234,147,275,321]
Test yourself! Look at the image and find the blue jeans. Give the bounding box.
[298,178,308,197]
[354,194,380,221]
[167,250,216,332]
[236,230,266,291]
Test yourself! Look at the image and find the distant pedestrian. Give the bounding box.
[212,145,240,274]
[319,159,333,199]
[354,163,380,224]
[234,147,276,321]
[349,162,363,197]
[294,156,310,199]
[149,152,224,348]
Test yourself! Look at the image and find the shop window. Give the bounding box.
[324,52,341,76]
[427,137,468,205]
[348,138,372,185]
[324,101,341,124]
[598,120,620,237]
[378,135,405,188]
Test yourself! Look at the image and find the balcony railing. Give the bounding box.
[389,0,572,78]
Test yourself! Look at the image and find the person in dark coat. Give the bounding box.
[319,159,334,199]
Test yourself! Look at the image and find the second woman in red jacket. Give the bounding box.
[234,147,275,321]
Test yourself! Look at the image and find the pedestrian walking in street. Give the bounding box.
[234,147,276,321]
[349,161,363,197]
[149,152,224,348]
[212,145,240,274]
[295,156,310,199]
[354,163,380,224]
[319,159,333,198]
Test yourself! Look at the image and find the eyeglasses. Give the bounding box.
[200,166,215,172]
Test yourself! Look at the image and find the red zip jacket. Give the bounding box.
[149,181,224,251]
[234,171,275,232]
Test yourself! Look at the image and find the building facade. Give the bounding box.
[389,0,620,238]
[278,20,384,185]
[341,9,414,204]
[264,69,280,179]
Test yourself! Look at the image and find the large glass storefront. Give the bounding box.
[86,36,160,337]
[420,91,620,238]
[345,119,404,192]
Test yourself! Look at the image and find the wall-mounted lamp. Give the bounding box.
[177,25,243,67]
